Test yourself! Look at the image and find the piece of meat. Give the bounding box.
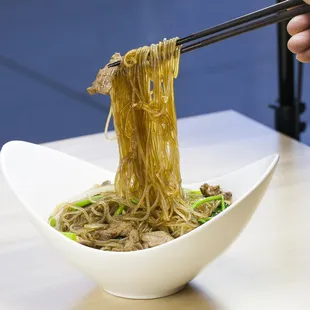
[124,230,143,252]
[92,221,134,241]
[223,191,232,201]
[128,229,140,243]
[141,231,174,248]
[87,53,122,95]
[200,183,221,197]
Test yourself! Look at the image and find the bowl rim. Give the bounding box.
[1,140,279,257]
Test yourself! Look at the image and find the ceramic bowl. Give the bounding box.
[1,141,279,299]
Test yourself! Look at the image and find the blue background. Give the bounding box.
[1,0,310,147]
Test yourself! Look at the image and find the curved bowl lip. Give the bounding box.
[1,140,279,257]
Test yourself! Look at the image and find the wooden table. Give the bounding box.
[1,110,310,310]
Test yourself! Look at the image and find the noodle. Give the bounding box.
[49,38,232,252]
[108,38,194,236]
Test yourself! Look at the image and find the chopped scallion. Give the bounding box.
[191,195,223,209]
[221,196,226,211]
[115,204,126,215]
[61,232,77,241]
[198,218,212,224]
[49,217,56,227]
[74,194,103,207]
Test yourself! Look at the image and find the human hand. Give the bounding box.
[287,1,310,62]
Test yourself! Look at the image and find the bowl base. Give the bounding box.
[104,284,186,300]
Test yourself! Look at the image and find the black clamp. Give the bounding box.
[269,102,306,140]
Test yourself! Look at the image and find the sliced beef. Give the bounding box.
[91,221,134,241]
[87,53,122,95]
[124,230,143,252]
[200,183,221,197]
[141,231,174,248]
[200,184,232,203]
[223,191,232,201]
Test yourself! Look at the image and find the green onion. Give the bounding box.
[221,196,226,211]
[198,218,212,224]
[49,217,56,228]
[115,204,126,215]
[211,207,222,217]
[191,195,223,209]
[61,232,77,241]
[74,194,103,207]
[131,198,138,204]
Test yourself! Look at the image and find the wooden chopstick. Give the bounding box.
[108,0,308,68]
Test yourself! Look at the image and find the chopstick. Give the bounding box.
[178,0,304,45]
[182,3,310,53]
[108,0,309,67]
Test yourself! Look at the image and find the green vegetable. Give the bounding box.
[212,207,222,216]
[197,197,231,225]
[49,217,56,227]
[198,218,212,224]
[191,195,223,209]
[211,201,230,217]
[115,204,126,215]
[131,198,138,204]
[61,232,77,241]
[74,194,103,207]
[221,196,226,211]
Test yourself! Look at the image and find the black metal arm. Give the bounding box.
[270,0,306,140]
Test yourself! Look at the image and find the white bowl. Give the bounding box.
[0,141,279,299]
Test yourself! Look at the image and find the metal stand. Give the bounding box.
[270,0,306,140]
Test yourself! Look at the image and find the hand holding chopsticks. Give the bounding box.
[108,0,310,68]
[287,0,310,62]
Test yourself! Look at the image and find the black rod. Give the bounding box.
[273,0,301,140]
[277,8,295,107]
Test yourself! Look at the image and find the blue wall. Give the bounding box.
[1,0,310,147]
